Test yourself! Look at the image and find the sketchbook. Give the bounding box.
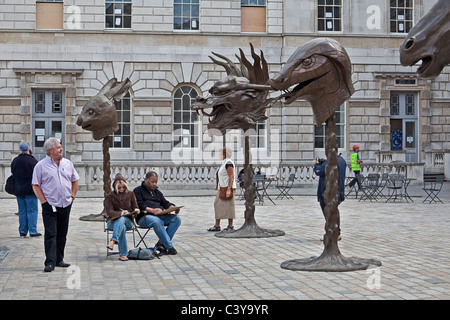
[160,206,184,214]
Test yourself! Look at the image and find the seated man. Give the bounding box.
[133,171,181,255]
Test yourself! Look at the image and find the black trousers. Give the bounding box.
[348,170,362,189]
[41,202,72,266]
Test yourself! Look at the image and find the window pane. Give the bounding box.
[105,0,132,29]
[173,86,199,148]
[390,0,413,33]
[35,92,45,113]
[318,1,342,31]
[109,92,131,148]
[174,0,199,30]
[314,104,345,149]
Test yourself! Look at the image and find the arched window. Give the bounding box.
[109,92,131,148]
[314,103,345,149]
[173,85,199,148]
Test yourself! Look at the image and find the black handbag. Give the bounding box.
[5,175,15,195]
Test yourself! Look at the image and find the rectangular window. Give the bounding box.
[109,93,131,148]
[35,1,63,29]
[249,120,266,149]
[241,0,266,6]
[314,104,345,149]
[174,0,199,31]
[390,0,413,33]
[241,0,266,32]
[318,0,342,32]
[105,0,132,29]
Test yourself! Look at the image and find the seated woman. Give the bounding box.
[106,173,139,261]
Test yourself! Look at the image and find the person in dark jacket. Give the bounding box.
[133,171,181,255]
[314,154,346,241]
[106,173,139,261]
[11,143,40,237]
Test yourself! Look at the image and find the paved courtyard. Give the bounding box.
[1,183,450,302]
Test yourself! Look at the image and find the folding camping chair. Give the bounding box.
[104,214,136,257]
[131,215,154,248]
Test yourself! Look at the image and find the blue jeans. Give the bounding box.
[107,217,134,256]
[16,194,39,236]
[138,214,181,249]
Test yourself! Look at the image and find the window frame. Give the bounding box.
[109,92,132,149]
[389,0,414,34]
[240,0,266,6]
[249,120,267,149]
[105,0,132,30]
[173,0,200,31]
[314,104,346,150]
[317,0,342,33]
[172,85,200,149]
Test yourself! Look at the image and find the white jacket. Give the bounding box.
[217,158,237,189]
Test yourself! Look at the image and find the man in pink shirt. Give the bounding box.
[32,137,79,272]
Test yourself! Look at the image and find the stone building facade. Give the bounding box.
[0,0,449,190]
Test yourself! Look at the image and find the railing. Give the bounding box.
[49,161,414,191]
[0,161,425,193]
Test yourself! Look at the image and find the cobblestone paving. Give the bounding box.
[1,184,449,300]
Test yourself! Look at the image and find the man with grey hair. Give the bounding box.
[32,137,79,272]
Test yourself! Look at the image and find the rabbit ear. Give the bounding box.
[98,78,118,97]
[105,78,132,101]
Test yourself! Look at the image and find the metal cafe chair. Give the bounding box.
[423,175,444,203]
[385,174,405,202]
[276,173,295,200]
[358,173,380,202]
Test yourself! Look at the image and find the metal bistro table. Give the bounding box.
[403,177,417,202]
[385,174,416,203]
[253,174,276,205]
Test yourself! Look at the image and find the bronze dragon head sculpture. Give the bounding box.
[269,38,354,125]
[400,0,450,79]
[192,44,272,134]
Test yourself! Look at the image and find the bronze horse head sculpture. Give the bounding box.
[400,0,450,79]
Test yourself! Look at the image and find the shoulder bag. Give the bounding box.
[5,175,15,195]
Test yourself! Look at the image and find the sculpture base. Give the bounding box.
[281,254,382,272]
[79,213,105,222]
[215,222,285,238]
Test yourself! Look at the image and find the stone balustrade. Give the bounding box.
[0,160,427,193]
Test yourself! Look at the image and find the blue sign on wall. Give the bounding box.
[392,130,402,150]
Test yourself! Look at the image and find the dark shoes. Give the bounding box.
[44,265,54,272]
[56,261,71,268]
[155,241,177,255]
[44,261,70,272]
[19,232,42,238]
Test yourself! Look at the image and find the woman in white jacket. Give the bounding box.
[208,146,237,232]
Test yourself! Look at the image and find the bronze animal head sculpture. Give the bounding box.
[400,0,450,79]
[269,38,354,125]
[76,78,132,140]
[192,44,271,134]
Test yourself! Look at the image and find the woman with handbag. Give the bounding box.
[208,146,236,232]
[106,173,139,261]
